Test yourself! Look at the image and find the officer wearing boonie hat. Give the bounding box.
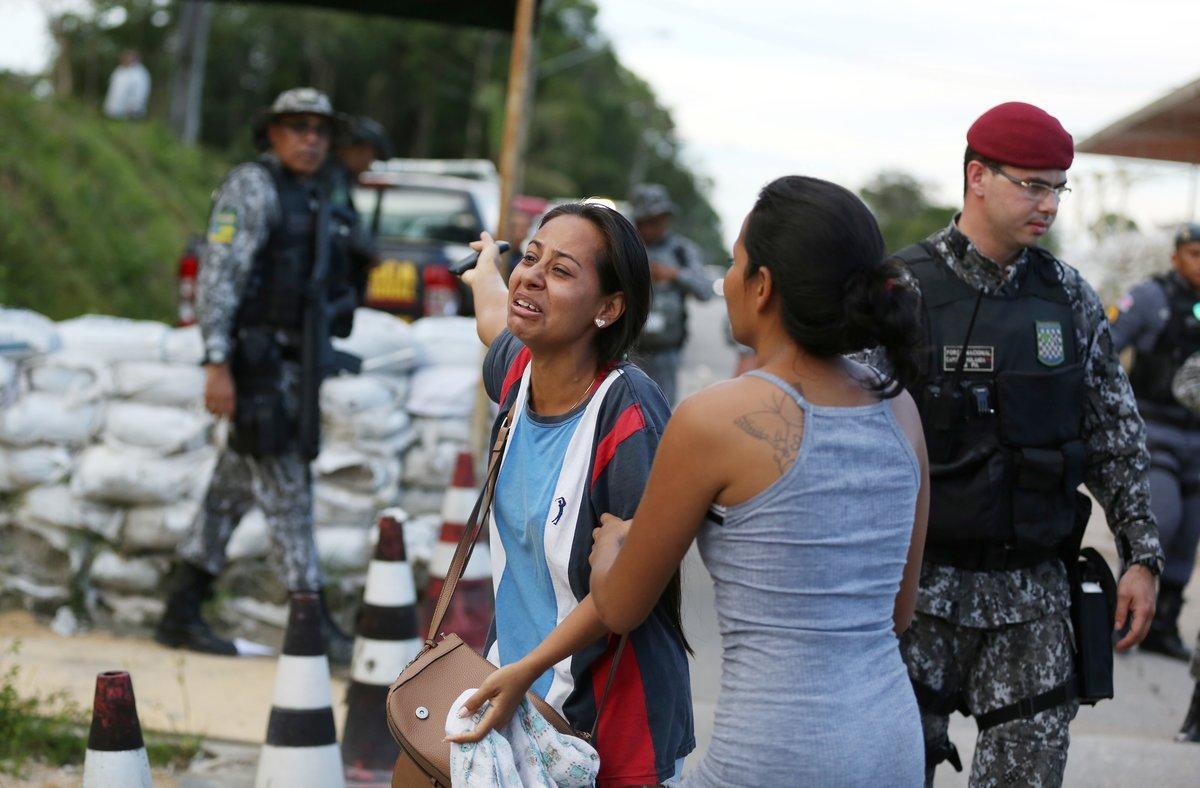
[156,87,358,665]
[629,183,714,405]
[861,102,1163,785]
[1108,222,1200,663]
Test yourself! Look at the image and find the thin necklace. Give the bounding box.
[532,375,594,416]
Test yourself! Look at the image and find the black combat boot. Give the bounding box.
[154,562,238,656]
[318,589,354,668]
[1179,681,1200,743]
[1141,581,1191,661]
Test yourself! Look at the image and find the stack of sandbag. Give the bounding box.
[400,316,485,524]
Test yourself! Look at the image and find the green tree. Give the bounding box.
[858,170,955,252]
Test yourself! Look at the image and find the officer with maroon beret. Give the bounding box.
[869,102,1163,785]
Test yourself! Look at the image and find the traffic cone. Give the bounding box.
[82,670,151,787]
[342,509,421,784]
[255,591,344,788]
[421,451,492,653]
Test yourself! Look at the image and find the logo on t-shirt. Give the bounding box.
[551,497,567,525]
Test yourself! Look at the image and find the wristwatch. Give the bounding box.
[202,348,228,366]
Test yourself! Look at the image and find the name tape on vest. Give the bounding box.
[942,345,995,373]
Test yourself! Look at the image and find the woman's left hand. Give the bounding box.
[589,513,632,573]
[444,661,540,744]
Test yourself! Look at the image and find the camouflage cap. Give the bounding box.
[630,183,676,221]
[1175,222,1200,248]
[343,116,394,159]
[266,87,336,120]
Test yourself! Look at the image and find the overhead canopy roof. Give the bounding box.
[205,0,523,31]
[1077,76,1200,164]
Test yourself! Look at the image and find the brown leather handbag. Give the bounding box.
[386,411,626,787]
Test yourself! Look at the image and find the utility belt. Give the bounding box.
[229,326,298,458]
[914,495,1116,771]
[922,542,1058,571]
[1137,398,1200,432]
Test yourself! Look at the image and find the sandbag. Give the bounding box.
[15,484,123,542]
[0,392,102,447]
[315,525,372,572]
[26,352,112,402]
[0,445,73,492]
[320,374,407,420]
[411,316,484,367]
[122,500,200,551]
[73,445,216,505]
[162,326,204,365]
[397,487,448,518]
[314,482,381,527]
[227,508,269,561]
[112,361,204,407]
[401,440,464,488]
[333,308,422,375]
[407,364,479,418]
[90,550,166,594]
[0,358,17,408]
[412,415,473,447]
[324,402,412,442]
[103,401,212,455]
[314,444,401,495]
[97,592,165,627]
[0,307,60,360]
[57,315,169,363]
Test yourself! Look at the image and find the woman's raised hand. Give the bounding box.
[461,230,502,288]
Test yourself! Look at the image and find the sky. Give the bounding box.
[4,0,1200,260]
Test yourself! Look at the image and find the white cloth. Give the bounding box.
[445,688,599,787]
[103,62,151,118]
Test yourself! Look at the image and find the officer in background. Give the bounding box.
[629,183,714,405]
[1170,352,1200,742]
[1108,225,1200,660]
[883,103,1161,786]
[328,115,393,301]
[155,88,358,664]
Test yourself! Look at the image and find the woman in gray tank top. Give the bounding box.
[589,175,929,786]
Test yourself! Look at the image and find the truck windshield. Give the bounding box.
[355,186,479,244]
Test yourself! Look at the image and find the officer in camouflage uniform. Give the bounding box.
[326,116,392,302]
[1170,353,1200,742]
[155,88,356,663]
[878,103,1162,786]
[629,183,714,405]
[1108,224,1200,660]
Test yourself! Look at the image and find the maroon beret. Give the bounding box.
[967,102,1074,170]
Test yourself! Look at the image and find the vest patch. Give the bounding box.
[942,345,995,372]
[207,209,237,245]
[1036,321,1065,367]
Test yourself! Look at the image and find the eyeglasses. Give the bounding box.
[987,165,1071,200]
[278,118,331,138]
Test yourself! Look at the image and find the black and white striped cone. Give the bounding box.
[82,670,151,787]
[342,509,421,784]
[421,451,492,653]
[256,591,345,788]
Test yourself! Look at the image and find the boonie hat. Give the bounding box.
[967,102,1074,170]
[266,87,337,121]
[630,183,676,221]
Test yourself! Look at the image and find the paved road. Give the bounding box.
[675,296,1200,785]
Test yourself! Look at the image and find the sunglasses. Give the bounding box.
[278,117,332,138]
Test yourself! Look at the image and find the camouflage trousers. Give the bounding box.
[178,444,321,591]
[901,610,1079,787]
[1192,629,1200,681]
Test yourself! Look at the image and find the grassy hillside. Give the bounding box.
[0,79,226,321]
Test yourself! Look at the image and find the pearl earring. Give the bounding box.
[595,318,606,327]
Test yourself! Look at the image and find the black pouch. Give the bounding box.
[927,440,1010,544]
[230,329,293,457]
[1071,545,1117,704]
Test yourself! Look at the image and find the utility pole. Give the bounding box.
[169,1,212,144]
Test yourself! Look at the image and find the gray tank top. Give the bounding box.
[687,370,924,787]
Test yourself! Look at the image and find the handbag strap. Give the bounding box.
[423,396,629,741]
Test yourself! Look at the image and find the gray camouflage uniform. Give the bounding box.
[867,219,1162,786]
[635,232,713,405]
[1171,353,1200,681]
[177,156,322,592]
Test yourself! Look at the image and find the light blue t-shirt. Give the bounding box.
[493,404,586,697]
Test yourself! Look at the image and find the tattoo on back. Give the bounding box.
[734,390,805,474]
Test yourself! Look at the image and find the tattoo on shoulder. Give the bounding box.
[733,391,804,474]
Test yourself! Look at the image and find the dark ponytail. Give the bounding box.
[744,175,922,397]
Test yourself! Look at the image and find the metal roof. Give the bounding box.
[1077,76,1200,164]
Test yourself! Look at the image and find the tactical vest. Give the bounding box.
[1128,273,1200,428]
[235,156,352,335]
[898,242,1087,569]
